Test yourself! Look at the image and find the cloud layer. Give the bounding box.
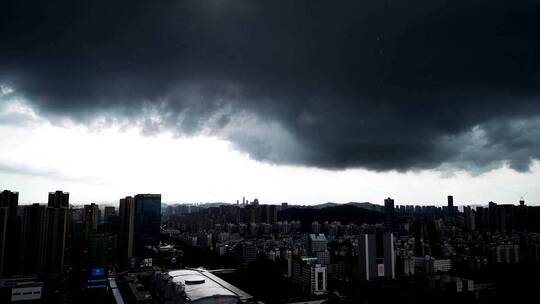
[1,0,540,171]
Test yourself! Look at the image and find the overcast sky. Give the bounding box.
[1,0,540,205]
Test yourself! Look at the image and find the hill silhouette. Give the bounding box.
[278,204,383,230]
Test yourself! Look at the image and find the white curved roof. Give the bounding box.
[167,269,238,302]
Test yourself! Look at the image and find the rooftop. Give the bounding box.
[165,268,253,302]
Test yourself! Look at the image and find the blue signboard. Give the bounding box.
[90,268,106,277]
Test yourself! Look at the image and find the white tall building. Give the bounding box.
[311,264,327,295]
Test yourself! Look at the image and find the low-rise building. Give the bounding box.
[155,268,254,304]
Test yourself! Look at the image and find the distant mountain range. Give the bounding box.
[311,202,384,213]
[278,204,383,229]
[161,201,384,212]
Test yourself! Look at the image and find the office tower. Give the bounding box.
[19,204,47,275]
[358,233,395,280]
[447,195,454,216]
[464,206,476,231]
[383,233,395,279]
[384,197,395,230]
[118,196,135,264]
[309,233,330,265]
[292,257,327,295]
[133,194,161,257]
[358,234,377,280]
[0,190,19,276]
[84,203,100,247]
[308,234,328,255]
[48,190,69,208]
[42,197,68,274]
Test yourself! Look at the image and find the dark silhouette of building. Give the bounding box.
[118,194,161,267]
[245,205,262,224]
[83,203,100,247]
[118,196,135,266]
[16,192,69,276]
[48,190,69,208]
[384,197,395,230]
[133,194,161,257]
[262,205,278,224]
[0,190,19,276]
[448,195,455,216]
[42,196,69,274]
[19,203,46,275]
[104,206,119,235]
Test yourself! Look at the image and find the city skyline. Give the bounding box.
[1,187,536,207]
[2,1,540,302]
[1,186,540,302]
[2,1,540,205]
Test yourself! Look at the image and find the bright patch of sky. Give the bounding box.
[0,97,539,205]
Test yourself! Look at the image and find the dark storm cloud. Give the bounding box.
[1,0,540,171]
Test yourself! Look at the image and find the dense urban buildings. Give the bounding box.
[0,190,540,303]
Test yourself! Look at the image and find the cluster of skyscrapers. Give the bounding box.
[0,190,69,277]
[0,190,162,279]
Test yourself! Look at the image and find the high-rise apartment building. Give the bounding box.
[0,190,19,276]
[384,197,395,230]
[447,195,454,216]
[42,196,69,274]
[48,190,69,208]
[358,233,395,280]
[19,203,46,275]
[83,203,100,247]
[263,205,278,224]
